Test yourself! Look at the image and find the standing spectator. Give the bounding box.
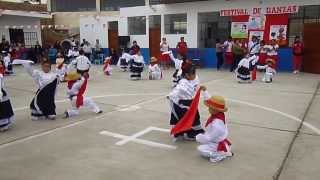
[266,39,279,69]
[292,36,304,74]
[54,41,61,52]
[34,41,43,63]
[231,39,245,72]
[223,36,234,67]
[0,38,7,52]
[130,41,140,55]
[110,48,119,65]
[215,38,224,70]
[20,44,28,60]
[83,41,92,61]
[48,45,57,64]
[69,49,91,75]
[176,37,188,58]
[160,37,170,69]
[94,39,103,61]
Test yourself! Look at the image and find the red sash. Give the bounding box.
[57,64,63,69]
[205,112,231,152]
[76,78,87,108]
[67,78,88,108]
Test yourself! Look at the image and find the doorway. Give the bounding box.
[9,29,24,44]
[303,23,320,74]
[108,21,119,55]
[149,15,161,58]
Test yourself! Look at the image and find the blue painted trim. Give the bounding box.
[140,48,150,64]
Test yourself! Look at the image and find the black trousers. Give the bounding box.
[216,52,224,70]
[230,54,243,72]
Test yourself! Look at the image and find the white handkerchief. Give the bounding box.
[162,51,171,55]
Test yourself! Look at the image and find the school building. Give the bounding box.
[49,0,320,73]
[0,1,51,46]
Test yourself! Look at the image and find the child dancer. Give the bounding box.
[0,60,14,131]
[196,88,233,163]
[168,51,183,88]
[22,60,59,120]
[168,64,204,141]
[55,53,67,82]
[148,57,162,80]
[117,49,131,72]
[3,52,14,75]
[257,58,277,83]
[103,57,112,76]
[236,55,258,83]
[129,51,145,80]
[64,71,102,118]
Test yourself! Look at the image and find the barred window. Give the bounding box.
[51,0,96,12]
[164,14,187,34]
[128,16,146,35]
[24,32,38,47]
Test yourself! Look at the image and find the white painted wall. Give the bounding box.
[0,15,42,45]
[80,0,320,49]
[119,0,320,48]
[80,15,120,48]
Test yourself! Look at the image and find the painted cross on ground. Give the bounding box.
[99,126,177,150]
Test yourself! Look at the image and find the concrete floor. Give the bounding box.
[0,65,319,180]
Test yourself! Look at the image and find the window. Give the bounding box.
[164,14,187,34]
[149,0,161,5]
[100,0,145,11]
[149,15,161,28]
[24,32,38,47]
[128,16,146,35]
[51,0,96,12]
[198,12,231,48]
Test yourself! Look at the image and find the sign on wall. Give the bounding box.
[269,25,287,44]
[220,5,299,16]
[231,22,248,38]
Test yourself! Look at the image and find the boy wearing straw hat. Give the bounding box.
[196,88,233,163]
[257,58,277,83]
[64,71,102,118]
[148,57,162,80]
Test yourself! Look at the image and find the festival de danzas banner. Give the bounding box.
[221,5,298,45]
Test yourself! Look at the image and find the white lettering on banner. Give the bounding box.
[220,5,299,16]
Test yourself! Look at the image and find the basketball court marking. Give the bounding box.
[100,126,176,150]
[3,78,320,150]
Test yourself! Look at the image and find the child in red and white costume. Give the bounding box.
[196,88,233,163]
[103,57,112,76]
[64,72,102,118]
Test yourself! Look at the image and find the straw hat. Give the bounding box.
[266,58,275,65]
[204,96,228,112]
[65,71,81,81]
[150,57,158,63]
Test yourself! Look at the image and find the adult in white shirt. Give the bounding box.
[160,37,170,69]
[223,36,234,65]
[69,49,91,74]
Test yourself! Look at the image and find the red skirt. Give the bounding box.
[160,53,170,62]
[259,53,267,65]
[224,52,233,65]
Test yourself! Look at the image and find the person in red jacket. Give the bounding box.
[292,36,304,74]
[176,37,188,59]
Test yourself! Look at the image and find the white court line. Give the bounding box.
[100,130,177,150]
[227,98,320,135]
[150,126,170,133]
[116,127,154,146]
[3,77,320,149]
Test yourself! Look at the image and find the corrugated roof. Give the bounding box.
[0,1,47,12]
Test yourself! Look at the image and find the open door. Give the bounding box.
[303,23,320,74]
[108,21,119,53]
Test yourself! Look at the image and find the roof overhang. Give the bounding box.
[0,9,51,18]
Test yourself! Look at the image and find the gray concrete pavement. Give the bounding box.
[0,65,319,180]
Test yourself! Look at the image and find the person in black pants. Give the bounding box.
[230,39,244,72]
[215,38,224,70]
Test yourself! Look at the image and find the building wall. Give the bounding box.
[0,15,42,45]
[119,0,320,48]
